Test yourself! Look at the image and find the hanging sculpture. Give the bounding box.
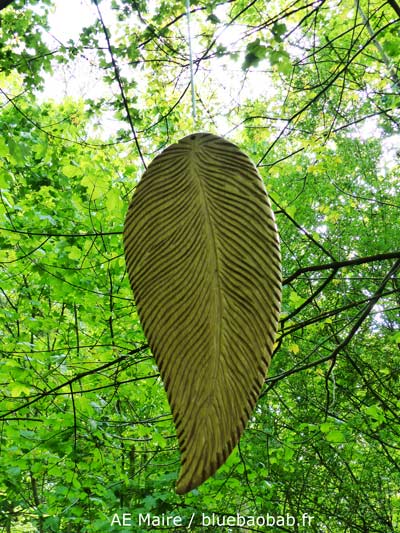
[124,132,282,494]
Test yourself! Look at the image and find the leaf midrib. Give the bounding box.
[190,147,223,404]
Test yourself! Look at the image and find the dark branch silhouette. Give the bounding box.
[0,0,14,11]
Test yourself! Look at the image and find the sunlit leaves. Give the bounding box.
[242,38,268,69]
[272,22,287,42]
[0,0,53,89]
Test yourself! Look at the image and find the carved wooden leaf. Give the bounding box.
[124,133,281,494]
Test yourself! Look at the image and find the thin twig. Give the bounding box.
[0,346,148,420]
[93,0,146,168]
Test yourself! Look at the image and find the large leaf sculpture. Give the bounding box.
[124,133,281,494]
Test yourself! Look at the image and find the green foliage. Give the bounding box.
[0,0,399,531]
[242,39,268,70]
[0,0,53,90]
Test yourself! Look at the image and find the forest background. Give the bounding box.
[0,0,399,531]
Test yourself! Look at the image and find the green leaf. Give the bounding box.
[289,290,306,307]
[143,495,157,510]
[365,405,385,423]
[7,138,27,165]
[242,39,268,70]
[67,246,81,260]
[106,189,123,213]
[272,22,287,42]
[62,164,81,178]
[80,172,108,199]
[0,167,10,188]
[207,14,220,24]
[216,44,227,57]
[0,137,10,157]
[8,382,31,397]
[320,422,332,433]
[32,139,48,160]
[325,430,345,443]
[269,49,291,74]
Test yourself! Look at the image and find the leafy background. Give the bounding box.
[0,0,399,531]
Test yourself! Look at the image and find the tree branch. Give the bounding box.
[0,345,148,420]
[387,0,400,18]
[0,0,14,11]
[263,258,400,393]
[283,251,400,285]
[93,0,146,168]
[272,195,337,262]
[0,226,122,237]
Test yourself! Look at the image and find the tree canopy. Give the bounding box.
[0,0,399,532]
